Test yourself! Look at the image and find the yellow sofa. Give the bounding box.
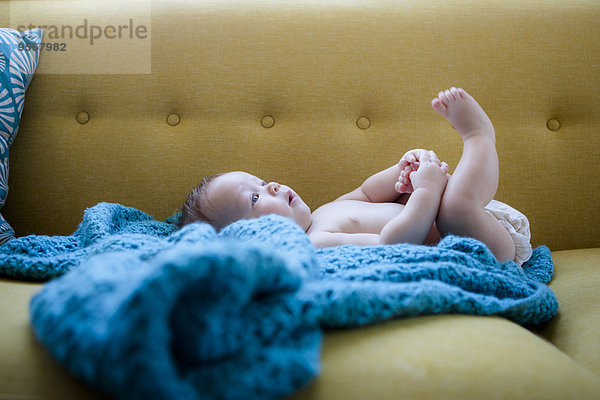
[1,0,599,399]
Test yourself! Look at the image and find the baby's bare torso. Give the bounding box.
[307,199,440,245]
[309,199,404,234]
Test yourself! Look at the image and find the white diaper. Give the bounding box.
[484,200,533,266]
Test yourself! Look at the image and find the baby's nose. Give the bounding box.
[267,182,281,194]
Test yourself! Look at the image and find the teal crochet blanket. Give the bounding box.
[0,203,558,400]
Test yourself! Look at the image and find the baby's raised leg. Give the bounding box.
[433,88,515,262]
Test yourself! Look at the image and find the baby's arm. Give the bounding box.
[334,163,404,203]
[380,154,448,245]
[335,149,446,204]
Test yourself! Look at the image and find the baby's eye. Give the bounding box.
[261,181,267,186]
[251,193,259,205]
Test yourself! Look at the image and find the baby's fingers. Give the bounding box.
[429,150,441,166]
[441,161,449,175]
[418,149,431,163]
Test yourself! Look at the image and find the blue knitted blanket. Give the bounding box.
[0,203,558,400]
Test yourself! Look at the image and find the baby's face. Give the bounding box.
[206,171,312,231]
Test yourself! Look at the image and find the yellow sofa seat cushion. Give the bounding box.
[542,248,600,377]
[292,315,600,400]
[0,280,108,400]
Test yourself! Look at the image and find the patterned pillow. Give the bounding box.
[0,28,43,244]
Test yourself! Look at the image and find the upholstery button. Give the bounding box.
[167,113,180,126]
[261,115,275,128]
[546,118,561,131]
[357,116,370,130]
[76,111,90,124]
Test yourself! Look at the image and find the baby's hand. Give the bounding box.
[396,149,448,193]
[408,151,449,194]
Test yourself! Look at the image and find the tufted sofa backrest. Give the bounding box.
[2,0,599,251]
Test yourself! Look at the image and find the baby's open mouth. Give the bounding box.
[288,192,294,205]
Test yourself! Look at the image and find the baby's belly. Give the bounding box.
[311,200,405,234]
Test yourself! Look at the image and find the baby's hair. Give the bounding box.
[179,173,225,228]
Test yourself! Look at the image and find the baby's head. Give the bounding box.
[180,171,312,231]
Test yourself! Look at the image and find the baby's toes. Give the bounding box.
[400,169,412,183]
[396,177,410,193]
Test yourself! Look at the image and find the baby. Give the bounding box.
[180,88,533,265]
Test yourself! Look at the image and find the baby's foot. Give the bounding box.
[431,87,495,143]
